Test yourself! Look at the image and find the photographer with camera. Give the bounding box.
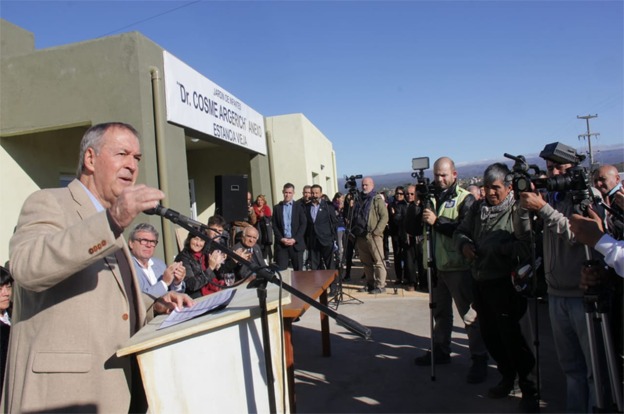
[519,143,605,413]
[352,177,389,294]
[414,157,489,384]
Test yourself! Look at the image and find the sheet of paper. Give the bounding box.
[158,289,236,330]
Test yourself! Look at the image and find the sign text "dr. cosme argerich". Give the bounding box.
[176,82,263,147]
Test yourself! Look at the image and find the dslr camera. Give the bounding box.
[505,142,593,210]
[411,157,437,198]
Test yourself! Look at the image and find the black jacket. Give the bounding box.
[306,200,337,247]
[272,200,308,251]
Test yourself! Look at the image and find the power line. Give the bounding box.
[98,1,201,37]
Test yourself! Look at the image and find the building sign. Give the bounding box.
[163,51,267,155]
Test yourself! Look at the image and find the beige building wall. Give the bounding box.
[265,113,338,205]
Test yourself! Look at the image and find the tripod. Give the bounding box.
[330,189,364,309]
[583,249,623,413]
[422,195,438,381]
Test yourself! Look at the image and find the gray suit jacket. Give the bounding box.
[133,256,185,298]
[2,179,151,413]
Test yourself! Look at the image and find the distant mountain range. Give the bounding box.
[338,145,624,191]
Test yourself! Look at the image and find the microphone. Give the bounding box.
[144,205,206,231]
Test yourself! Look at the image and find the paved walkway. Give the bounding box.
[289,260,567,413]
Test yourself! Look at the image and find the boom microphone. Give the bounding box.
[144,205,206,231]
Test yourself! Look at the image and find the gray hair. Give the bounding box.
[76,122,139,177]
[129,223,159,241]
[483,163,511,187]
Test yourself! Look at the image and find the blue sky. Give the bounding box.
[2,0,622,176]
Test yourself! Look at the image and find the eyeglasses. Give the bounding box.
[407,192,415,196]
[395,192,404,196]
[135,238,158,247]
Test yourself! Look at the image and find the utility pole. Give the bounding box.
[577,114,599,168]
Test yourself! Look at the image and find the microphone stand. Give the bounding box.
[147,206,372,412]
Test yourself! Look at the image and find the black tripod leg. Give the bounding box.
[585,310,607,411]
[598,312,623,411]
[257,284,277,413]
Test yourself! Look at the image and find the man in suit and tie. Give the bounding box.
[272,183,307,270]
[232,226,266,279]
[129,222,186,298]
[3,122,193,413]
[305,185,337,270]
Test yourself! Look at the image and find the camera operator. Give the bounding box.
[570,196,624,395]
[414,157,488,384]
[571,208,624,278]
[519,145,605,413]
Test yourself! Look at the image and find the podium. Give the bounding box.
[118,283,290,413]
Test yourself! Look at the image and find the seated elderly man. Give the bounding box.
[129,223,186,298]
[232,226,267,280]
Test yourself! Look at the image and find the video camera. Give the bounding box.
[503,154,546,198]
[505,142,594,211]
[344,174,363,193]
[411,157,437,198]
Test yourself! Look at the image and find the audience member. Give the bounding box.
[388,186,409,285]
[593,164,623,239]
[414,157,488,385]
[404,185,426,291]
[520,148,605,412]
[298,185,312,207]
[253,194,273,261]
[353,177,389,294]
[305,184,337,270]
[332,192,346,268]
[380,191,391,267]
[298,185,312,269]
[175,216,227,298]
[455,163,537,410]
[232,226,266,280]
[342,190,358,280]
[246,191,258,226]
[272,183,307,270]
[129,223,186,298]
[3,122,192,413]
[0,265,12,397]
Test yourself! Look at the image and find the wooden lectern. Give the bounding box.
[118,283,290,413]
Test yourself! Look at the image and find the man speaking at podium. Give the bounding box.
[2,122,192,413]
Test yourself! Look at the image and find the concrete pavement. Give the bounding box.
[289,262,567,413]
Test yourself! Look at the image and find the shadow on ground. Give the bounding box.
[290,294,566,413]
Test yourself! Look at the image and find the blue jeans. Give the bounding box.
[549,295,595,413]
